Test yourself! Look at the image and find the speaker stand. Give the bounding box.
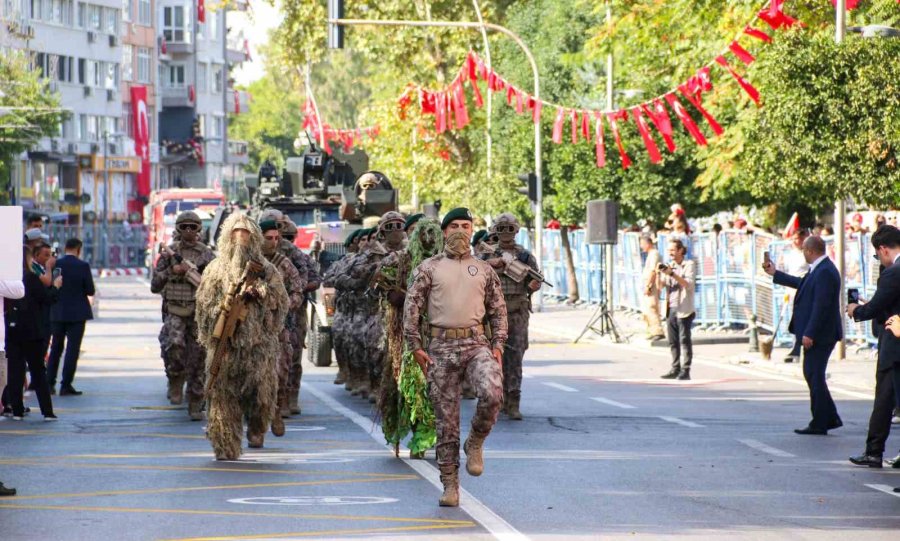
[574,244,625,344]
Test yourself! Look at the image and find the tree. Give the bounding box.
[0,51,66,203]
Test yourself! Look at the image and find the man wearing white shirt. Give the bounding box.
[781,229,810,363]
[0,279,25,496]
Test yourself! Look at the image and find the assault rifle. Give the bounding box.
[205,260,264,394]
[160,243,202,288]
[480,243,553,288]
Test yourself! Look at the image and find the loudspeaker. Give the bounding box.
[586,200,619,245]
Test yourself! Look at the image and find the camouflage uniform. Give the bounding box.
[404,249,507,502]
[324,250,357,389]
[150,214,215,418]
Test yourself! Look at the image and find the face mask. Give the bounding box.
[445,231,470,257]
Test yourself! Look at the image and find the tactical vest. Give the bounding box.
[499,246,531,312]
[162,242,201,315]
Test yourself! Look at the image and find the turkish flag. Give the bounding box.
[197,0,205,23]
[130,86,151,198]
[233,90,241,114]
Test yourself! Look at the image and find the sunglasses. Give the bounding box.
[283,235,295,242]
[486,234,499,243]
[495,225,516,233]
[382,222,404,232]
[177,223,199,232]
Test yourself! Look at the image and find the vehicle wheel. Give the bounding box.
[308,318,333,367]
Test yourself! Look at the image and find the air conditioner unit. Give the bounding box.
[87,31,96,43]
[109,142,118,154]
[108,34,117,47]
[67,143,79,154]
[106,89,116,101]
[90,143,100,153]
[83,86,93,97]
[50,139,59,152]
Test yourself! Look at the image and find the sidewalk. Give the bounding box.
[530,300,877,395]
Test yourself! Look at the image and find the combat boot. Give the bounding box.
[188,398,203,421]
[506,391,523,421]
[438,468,460,507]
[464,433,486,476]
[349,367,364,396]
[247,429,264,448]
[500,391,509,415]
[289,392,301,415]
[334,360,347,386]
[271,414,285,437]
[168,375,185,405]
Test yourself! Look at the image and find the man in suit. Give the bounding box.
[47,238,95,396]
[763,235,843,435]
[846,225,900,468]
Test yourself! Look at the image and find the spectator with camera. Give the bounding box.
[659,239,696,380]
[847,225,900,468]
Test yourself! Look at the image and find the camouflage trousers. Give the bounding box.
[277,325,294,408]
[347,309,369,371]
[502,308,530,396]
[289,306,306,395]
[426,336,503,470]
[331,306,350,369]
[364,313,386,384]
[159,312,205,401]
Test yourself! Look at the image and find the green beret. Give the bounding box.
[441,207,473,230]
[404,213,425,231]
[343,229,360,248]
[471,229,487,247]
[259,219,279,233]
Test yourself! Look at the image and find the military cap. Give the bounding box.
[404,213,425,231]
[258,209,284,225]
[379,211,405,230]
[282,220,298,236]
[471,229,488,247]
[441,207,473,230]
[175,210,202,225]
[259,219,279,233]
[343,229,361,248]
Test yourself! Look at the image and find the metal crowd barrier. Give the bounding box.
[519,229,879,348]
[42,224,149,269]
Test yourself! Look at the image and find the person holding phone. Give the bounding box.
[846,225,900,468]
[659,240,696,380]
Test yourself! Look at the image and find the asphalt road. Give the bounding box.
[1,277,898,540]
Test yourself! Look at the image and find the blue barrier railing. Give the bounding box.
[518,229,878,347]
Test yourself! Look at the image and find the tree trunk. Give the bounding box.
[560,225,580,304]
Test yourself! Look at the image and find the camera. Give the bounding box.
[657,263,669,273]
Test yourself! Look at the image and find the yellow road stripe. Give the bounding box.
[163,523,470,540]
[0,503,476,526]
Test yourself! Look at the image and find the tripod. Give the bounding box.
[574,244,624,343]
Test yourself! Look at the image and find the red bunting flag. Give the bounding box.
[593,112,606,168]
[529,97,543,125]
[605,111,632,170]
[470,76,484,108]
[453,82,470,129]
[642,100,676,153]
[744,26,772,43]
[515,90,525,114]
[197,0,205,23]
[715,55,761,105]
[630,107,662,164]
[233,90,240,114]
[677,83,724,136]
[570,109,579,144]
[467,51,479,82]
[552,107,565,144]
[188,84,195,103]
[507,85,516,107]
[581,110,590,141]
[758,0,802,30]
[728,41,755,65]
[664,93,708,146]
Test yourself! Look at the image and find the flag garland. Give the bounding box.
[397,0,805,170]
[301,100,380,153]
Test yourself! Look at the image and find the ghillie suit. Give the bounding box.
[374,218,443,456]
[195,213,289,460]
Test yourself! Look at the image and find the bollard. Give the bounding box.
[748,314,759,352]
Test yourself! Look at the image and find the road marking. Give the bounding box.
[589,397,636,409]
[134,277,151,288]
[228,496,399,506]
[0,459,407,477]
[541,382,578,393]
[737,438,796,458]
[658,416,704,428]
[865,484,900,499]
[305,382,529,541]
[163,523,469,541]
[283,426,326,432]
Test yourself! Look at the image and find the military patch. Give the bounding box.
[468,265,478,277]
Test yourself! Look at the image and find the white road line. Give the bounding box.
[865,484,900,498]
[737,438,796,458]
[134,277,151,288]
[589,397,636,409]
[305,382,528,541]
[541,382,578,393]
[658,416,704,428]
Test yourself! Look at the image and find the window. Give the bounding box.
[122,103,133,138]
[122,0,131,21]
[56,55,73,83]
[104,62,118,89]
[136,47,151,83]
[208,11,218,41]
[212,115,224,139]
[163,6,188,43]
[104,6,117,34]
[79,59,101,87]
[137,0,149,25]
[81,114,99,141]
[77,2,84,26]
[89,4,101,31]
[196,114,205,137]
[211,64,222,93]
[166,64,185,88]
[122,44,133,82]
[197,62,207,93]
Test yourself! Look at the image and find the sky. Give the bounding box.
[231,0,284,86]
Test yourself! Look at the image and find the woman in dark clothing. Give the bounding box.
[3,245,59,420]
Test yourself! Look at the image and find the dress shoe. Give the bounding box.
[0,482,16,497]
[783,355,796,363]
[828,419,843,430]
[848,453,883,468]
[677,369,691,381]
[885,454,900,468]
[43,415,58,422]
[894,487,899,493]
[794,426,827,435]
[59,386,83,396]
[661,369,680,379]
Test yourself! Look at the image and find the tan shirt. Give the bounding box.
[662,259,696,318]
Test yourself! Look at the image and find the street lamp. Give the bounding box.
[848,25,900,38]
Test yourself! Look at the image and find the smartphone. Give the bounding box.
[763,252,771,268]
[848,288,860,304]
[52,268,62,280]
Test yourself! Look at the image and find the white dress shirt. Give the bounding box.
[0,279,26,352]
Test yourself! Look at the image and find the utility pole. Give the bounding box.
[605,0,615,318]
[834,0,846,360]
[471,0,492,187]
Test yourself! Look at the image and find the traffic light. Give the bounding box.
[517,172,537,204]
[327,0,344,49]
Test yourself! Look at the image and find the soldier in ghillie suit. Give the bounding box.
[259,219,306,436]
[324,229,362,388]
[482,213,540,420]
[374,217,443,459]
[404,208,508,507]
[195,213,289,460]
[151,211,215,420]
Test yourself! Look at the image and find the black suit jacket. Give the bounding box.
[50,254,95,323]
[773,258,843,345]
[853,261,900,371]
[5,272,58,342]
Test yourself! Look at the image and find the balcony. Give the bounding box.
[161,86,192,108]
[229,89,251,115]
[226,36,248,65]
[227,139,249,165]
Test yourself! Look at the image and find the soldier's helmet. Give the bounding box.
[282,219,298,237]
[378,211,405,232]
[258,208,285,229]
[492,212,520,233]
[175,211,202,226]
